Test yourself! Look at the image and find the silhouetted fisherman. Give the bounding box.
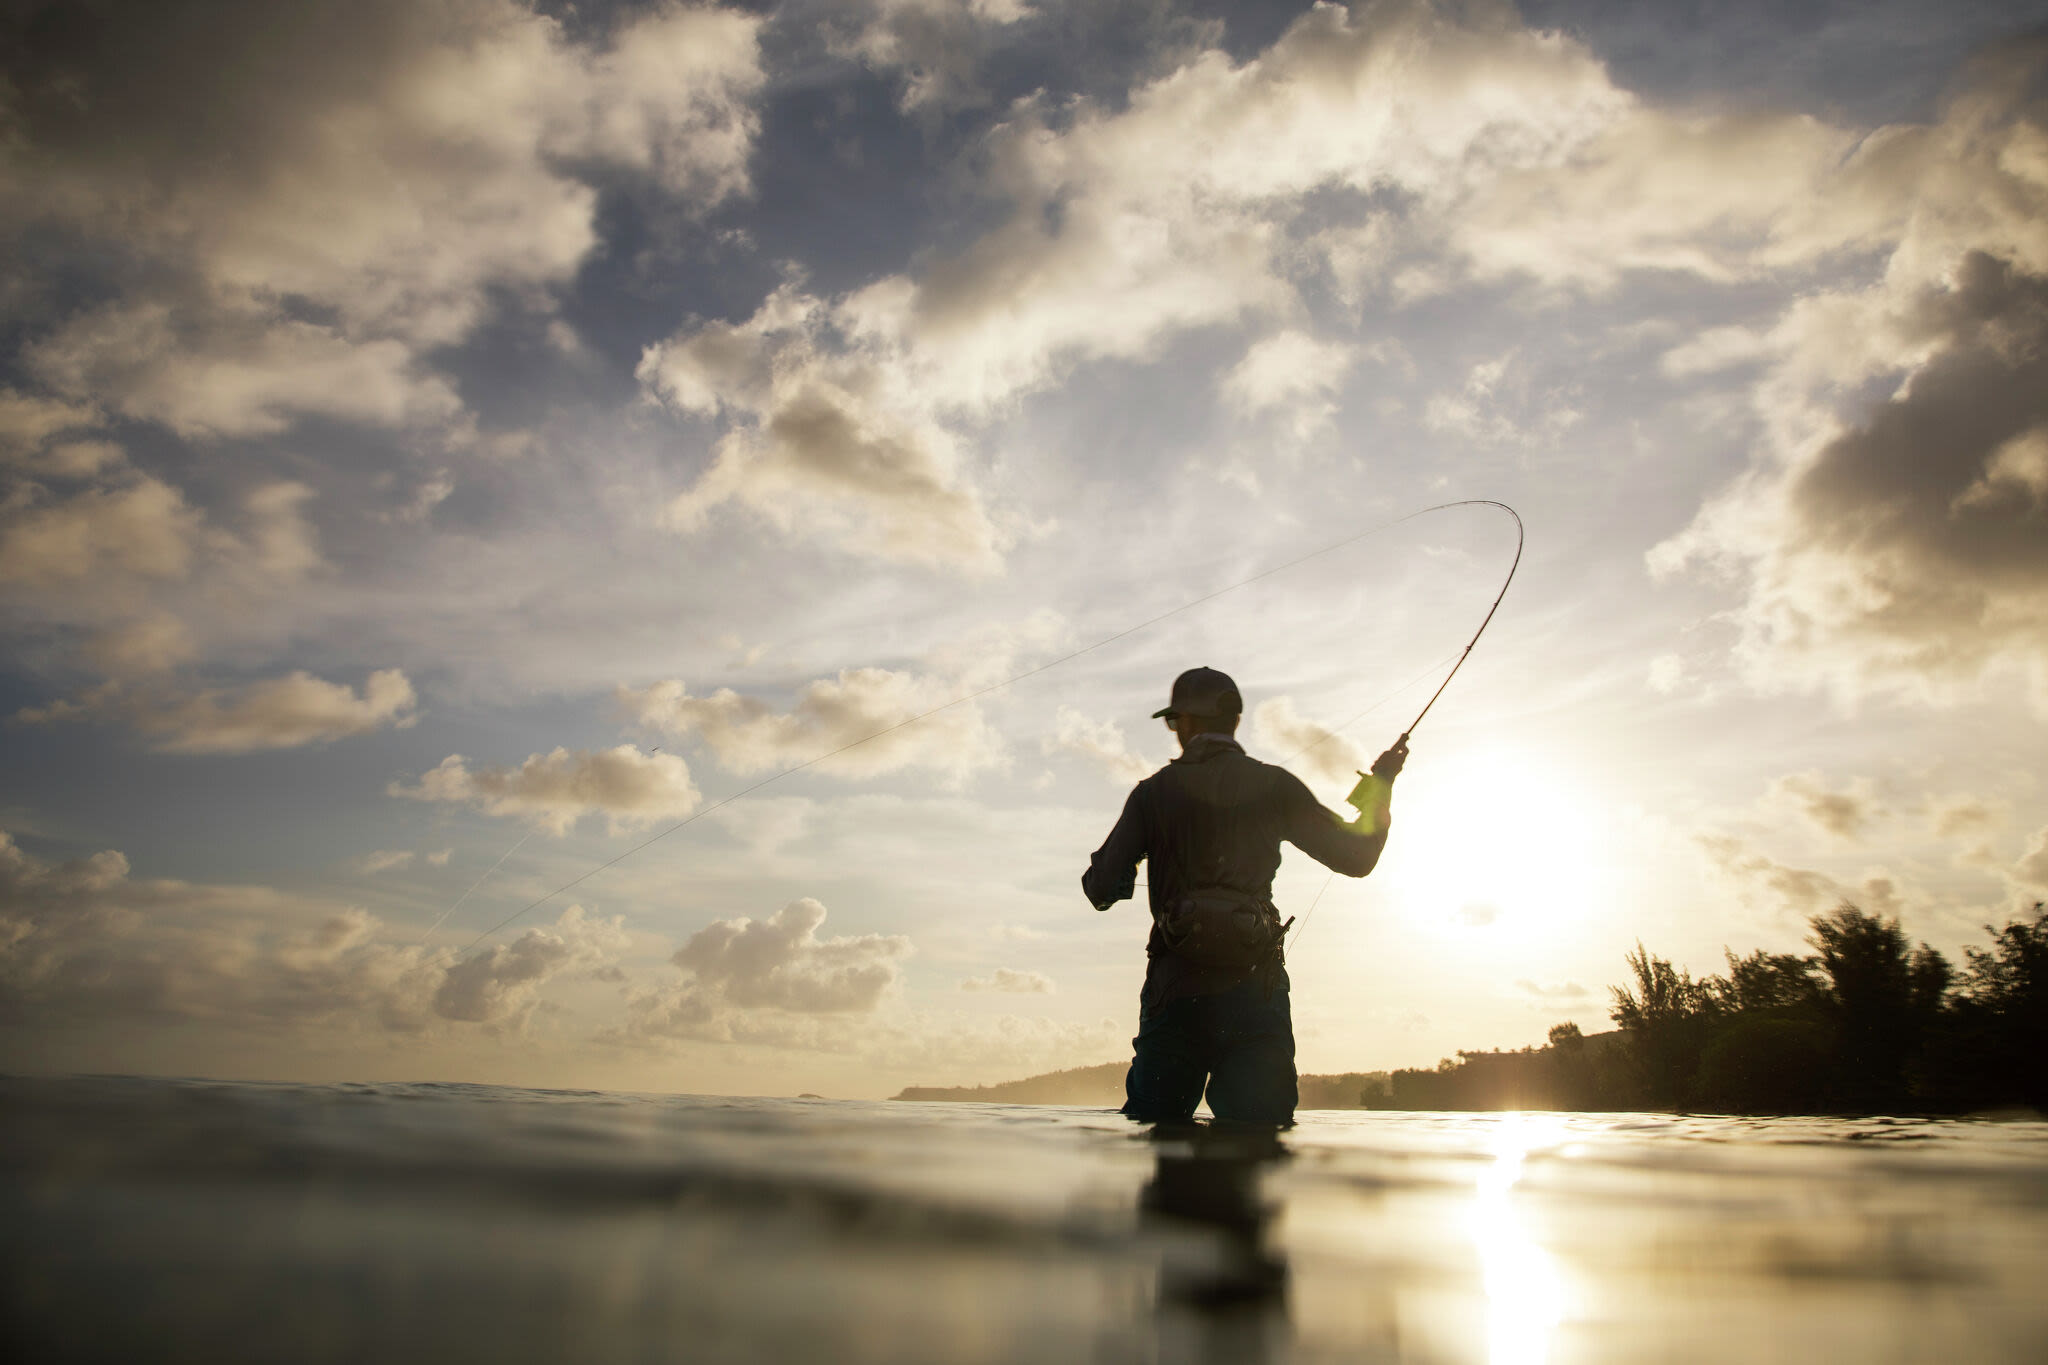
[1084,667,1404,1124]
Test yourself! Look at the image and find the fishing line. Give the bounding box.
[418,831,531,948]
[462,498,1524,950]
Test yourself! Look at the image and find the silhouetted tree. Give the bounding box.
[1957,902,2048,1108]
[1713,949,1824,1015]
[1609,943,1716,1108]
[1807,905,1941,1112]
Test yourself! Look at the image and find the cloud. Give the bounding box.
[624,898,912,1042]
[2012,827,2048,895]
[1251,695,1365,786]
[1647,653,1685,694]
[0,829,622,1034]
[0,390,120,477]
[357,850,416,876]
[959,967,1054,994]
[391,744,700,836]
[1695,832,1904,920]
[1648,45,2048,709]
[5,0,765,436]
[1927,796,2005,840]
[426,847,454,867]
[1041,705,1152,783]
[0,433,323,690]
[1222,330,1354,439]
[641,1,1628,566]
[21,669,419,753]
[0,475,200,591]
[27,302,464,441]
[637,285,1012,571]
[828,0,1033,114]
[1763,771,1882,844]
[619,615,1059,784]
[433,906,628,1025]
[1514,979,1589,1000]
[1420,349,1581,446]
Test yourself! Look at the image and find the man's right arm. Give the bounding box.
[1082,786,1147,910]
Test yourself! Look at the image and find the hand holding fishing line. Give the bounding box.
[447,499,1523,950]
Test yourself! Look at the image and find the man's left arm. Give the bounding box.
[1285,741,1406,878]
[1082,786,1147,910]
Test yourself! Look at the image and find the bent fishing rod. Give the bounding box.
[458,497,1525,950]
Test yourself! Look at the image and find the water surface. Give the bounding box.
[3,1075,2044,1363]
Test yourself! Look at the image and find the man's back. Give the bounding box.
[1085,736,1383,926]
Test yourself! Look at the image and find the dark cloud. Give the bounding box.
[1780,252,2048,684]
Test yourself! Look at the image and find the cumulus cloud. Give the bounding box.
[619,614,1058,784]
[1696,832,1904,920]
[20,669,419,753]
[637,284,1011,571]
[357,850,416,876]
[622,667,1004,784]
[0,474,199,592]
[1222,330,1355,439]
[4,0,765,436]
[959,967,1053,994]
[640,2,1629,566]
[391,744,700,835]
[1251,695,1366,786]
[0,829,622,1034]
[27,302,463,441]
[624,898,911,1042]
[1649,45,2048,709]
[1763,771,1882,844]
[1041,705,1152,783]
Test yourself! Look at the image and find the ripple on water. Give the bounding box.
[1,1076,2044,1364]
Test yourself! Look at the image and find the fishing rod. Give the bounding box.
[1293,498,1524,946]
[457,498,1525,950]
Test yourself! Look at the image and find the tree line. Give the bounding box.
[1363,902,2046,1115]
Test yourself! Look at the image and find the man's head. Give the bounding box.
[1154,667,1241,744]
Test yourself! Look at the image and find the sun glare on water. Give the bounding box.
[1382,747,1612,940]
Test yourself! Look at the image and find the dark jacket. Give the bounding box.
[1082,735,1388,998]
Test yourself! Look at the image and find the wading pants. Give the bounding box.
[1122,971,1296,1125]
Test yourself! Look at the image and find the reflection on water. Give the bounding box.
[3,1076,2047,1363]
[1141,1124,1290,1364]
[1472,1115,1565,1365]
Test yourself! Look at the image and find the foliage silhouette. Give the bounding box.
[1364,902,2048,1116]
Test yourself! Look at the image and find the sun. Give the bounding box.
[1377,745,1611,938]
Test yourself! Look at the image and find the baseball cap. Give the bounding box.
[1152,666,1243,719]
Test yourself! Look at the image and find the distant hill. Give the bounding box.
[891,1063,1392,1108]
[893,1062,1126,1106]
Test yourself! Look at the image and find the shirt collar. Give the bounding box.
[1173,733,1244,763]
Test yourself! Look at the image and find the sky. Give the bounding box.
[3,0,2046,1099]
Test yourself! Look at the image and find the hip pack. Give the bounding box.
[1154,887,1290,969]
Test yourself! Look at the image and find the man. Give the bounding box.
[1083,666,1405,1125]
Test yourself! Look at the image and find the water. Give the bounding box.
[3,1076,2045,1363]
